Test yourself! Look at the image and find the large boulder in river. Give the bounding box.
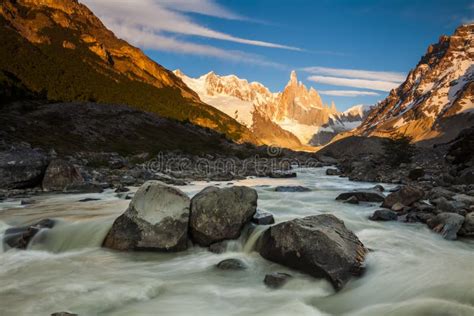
[42,159,84,191]
[335,190,385,202]
[258,214,367,291]
[190,186,257,246]
[103,181,190,251]
[459,212,474,237]
[382,185,424,209]
[0,148,49,189]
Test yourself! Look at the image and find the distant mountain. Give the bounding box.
[175,70,366,148]
[354,23,474,144]
[310,104,373,146]
[0,0,256,144]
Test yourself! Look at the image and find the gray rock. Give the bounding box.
[427,212,465,240]
[216,258,247,270]
[452,194,474,208]
[264,272,292,289]
[252,209,275,225]
[51,312,77,316]
[0,148,49,189]
[391,202,405,212]
[336,190,385,202]
[275,186,311,192]
[114,185,130,193]
[20,199,35,205]
[326,168,340,176]
[78,198,100,202]
[431,197,456,213]
[459,212,474,237]
[369,209,398,221]
[3,219,56,249]
[42,159,84,191]
[269,171,297,178]
[372,184,385,192]
[103,181,190,251]
[408,167,425,180]
[428,187,456,200]
[209,241,227,254]
[344,196,359,204]
[382,185,424,209]
[258,214,367,291]
[190,186,257,246]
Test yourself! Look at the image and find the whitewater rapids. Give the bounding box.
[0,167,473,315]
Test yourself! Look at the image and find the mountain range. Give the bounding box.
[349,23,473,145]
[175,70,371,149]
[0,0,472,154]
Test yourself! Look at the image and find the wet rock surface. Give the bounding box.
[258,214,367,291]
[336,190,385,202]
[264,272,292,289]
[3,219,56,249]
[275,186,311,192]
[216,258,248,270]
[189,186,257,246]
[103,181,190,252]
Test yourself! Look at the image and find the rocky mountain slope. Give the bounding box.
[353,23,474,145]
[0,0,256,143]
[175,70,367,148]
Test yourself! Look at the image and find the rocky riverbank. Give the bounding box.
[322,127,474,241]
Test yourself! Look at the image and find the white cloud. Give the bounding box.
[81,0,300,51]
[102,18,286,68]
[319,90,380,97]
[308,75,400,92]
[302,66,405,83]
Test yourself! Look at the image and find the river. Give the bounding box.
[1,167,473,315]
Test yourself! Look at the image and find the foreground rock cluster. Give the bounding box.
[101,181,367,291]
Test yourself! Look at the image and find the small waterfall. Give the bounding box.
[28,217,114,253]
[242,225,267,253]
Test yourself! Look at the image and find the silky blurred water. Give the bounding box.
[0,167,473,316]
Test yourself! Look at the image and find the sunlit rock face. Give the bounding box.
[175,70,368,148]
[354,23,474,144]
[0,0,257,144]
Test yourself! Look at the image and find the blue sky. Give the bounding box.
[82,0,473,111]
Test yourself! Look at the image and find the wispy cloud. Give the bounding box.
[319,90,380,97]
[302,66,405,83]
[81,0,301,60]
[308,76,399,92]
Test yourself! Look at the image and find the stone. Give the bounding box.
[258,214,367,291]
[216,258,247,270]
[20,199,35,205]
[209,241,227,254]
[391,202,405,212]
[459,212,474,237]
[344,196,359,204]
[42,159,84,191]
[431,197,457,213]
[335,190,385,203]
[3,219,55,249]
[382,185,424,209]
[408,167,425,180]
[275,186,311,192]
[78,198,100,202]
[189,186,257,246]
[114,185,130,193]
[252,209,275,225]
[269,171,297,178]
[369,209,398,221]
[427,213,465,240]
[103,181,190,251]
[0,148,49,189]
[372,184,385,192]
[264,272,292,289]
[326,168,340,176]
[428,187,456,200]
[51,312,77,316]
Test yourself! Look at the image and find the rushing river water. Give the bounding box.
[1,167,473,316]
